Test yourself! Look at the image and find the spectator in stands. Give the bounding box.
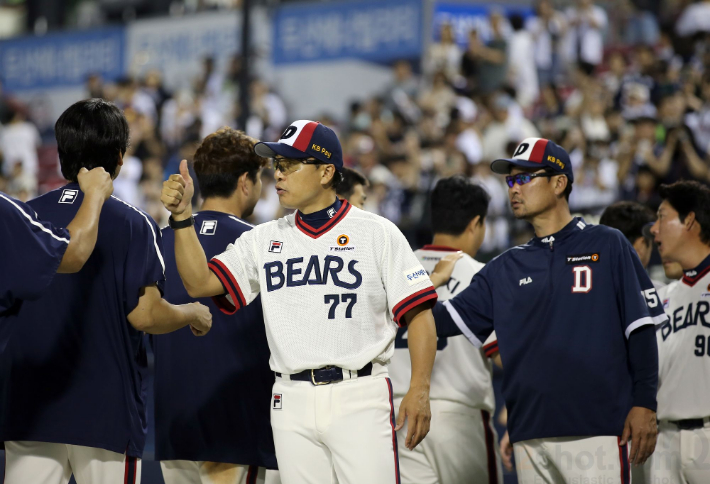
[425,22,462,83]
[526,0,566,87]
[508,13,539,109]
[565,0,608,75]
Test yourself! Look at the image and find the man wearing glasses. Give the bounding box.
[433,138,667,483]
[160,120,439,484]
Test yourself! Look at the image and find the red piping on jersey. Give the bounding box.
[208,259,246,315]
[246,465,257,484]
[421,245,460,252]
[481,410,498,484]
[295,200,351,239]
[617,437,630,484]
[292,122,319,152]
[483,341,499,358]
[386,378,401,484]
[392,288,438,326]
[682,265,710,287]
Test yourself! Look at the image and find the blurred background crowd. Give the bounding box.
[2,0,710,263]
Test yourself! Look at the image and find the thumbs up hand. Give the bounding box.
[161,159,195,217]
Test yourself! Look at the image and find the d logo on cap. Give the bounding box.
[513,143,530,157]
[281,126,297,140]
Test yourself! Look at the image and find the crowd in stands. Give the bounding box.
[2,0,710,260]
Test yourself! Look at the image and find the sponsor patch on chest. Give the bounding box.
[565,253,600,264]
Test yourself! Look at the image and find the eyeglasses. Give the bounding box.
[505,172,557,188]
[271,158,324,176]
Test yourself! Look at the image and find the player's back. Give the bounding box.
[656,259,710,420]
[0,184,165,458]
[389,246,495,411]
[153,211,276,468]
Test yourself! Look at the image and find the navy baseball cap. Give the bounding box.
[491,138,574,183]
[254,120,344,171]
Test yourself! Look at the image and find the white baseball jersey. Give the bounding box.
[656,259,710,420]
[209,201,438,375]
[389,246,497,412]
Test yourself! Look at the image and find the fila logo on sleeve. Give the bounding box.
[59,189,79,204]
[199,220,218,235]
[269,241,283,253]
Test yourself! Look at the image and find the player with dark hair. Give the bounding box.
[649,181,710,484]
[0,167,113,319]
[600,201,656,269]
[336,167,369,209]
[0,99,212,484]
[154,127,276,484]
[390,175,503,484]
[161,120,438,484]
[434,138,667,483]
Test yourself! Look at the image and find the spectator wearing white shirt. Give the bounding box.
[526,0,566,87]
[676,0,710,37]
[0,110,40,196]
[425,23,463,84]
[565,0,608,75]
[508,13,539,109]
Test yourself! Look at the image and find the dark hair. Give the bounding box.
[337,167,369,199]
[509,13,525,31]
[599,201,655,244]
[56,99,129,182]
[431,175,490,235]
[659,181,710,244]
[193,127,268,199]
[543,169,573,201]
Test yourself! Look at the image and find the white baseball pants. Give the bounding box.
[4,440,141,484]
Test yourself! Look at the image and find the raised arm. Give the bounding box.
[58,167,114,273]
[161,159,224,298]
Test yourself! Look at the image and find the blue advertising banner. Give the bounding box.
[273,0,422,65]
[0,27,125,91]
[433,2,532,45]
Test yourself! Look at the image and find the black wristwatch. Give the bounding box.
[169,215,195,230]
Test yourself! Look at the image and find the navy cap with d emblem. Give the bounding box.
[491,138,574,183]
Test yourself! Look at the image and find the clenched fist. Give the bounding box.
[188,302,212,336]
[161,159,194,217]
[77,167,113,201]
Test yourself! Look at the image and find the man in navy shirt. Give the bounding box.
[434,138,667,483]
[0,167,113,319]
[154,127,276,484]
[0,99,212,484]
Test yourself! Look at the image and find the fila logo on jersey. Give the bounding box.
[59,189,79,204]
[660,301,710,341]
[541,236,554,244]
[519,277,533,286]
[404,266,429,286]
[199,220,218,235]
[269,241,283,253]
[327,207,337,218]
[273,393,282,410]
[264,255,362,292]
[566,253,600,264]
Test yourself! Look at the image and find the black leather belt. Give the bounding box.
[276,363,373,385]
[669,418,709,430]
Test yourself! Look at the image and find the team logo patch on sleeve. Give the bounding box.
[59,189,79,204]
[403,266,430,286]
[269,241,283,253]
[565,253,600,264]
[273,393,282,410]
[199,220,218,235]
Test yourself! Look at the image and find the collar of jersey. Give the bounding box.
[421,245,460,252]
[295,199,351,239]
[682,253,710,286]
[529,217,586,248]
